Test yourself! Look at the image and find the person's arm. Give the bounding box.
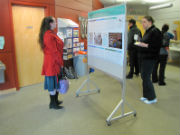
[138,42,148,48]
[167,32,174,39]
[127,31,134,50]
[142,28,162,53]
[44,32,58,53]
[59,39,64,67]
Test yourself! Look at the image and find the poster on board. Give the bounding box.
[87,4,126,80]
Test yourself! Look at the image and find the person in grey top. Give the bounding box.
[126,19,142,79]
[152,24,171,85]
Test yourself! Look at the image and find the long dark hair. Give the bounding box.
[39,16,54,50]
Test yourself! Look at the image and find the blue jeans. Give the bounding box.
[140,59,156,100]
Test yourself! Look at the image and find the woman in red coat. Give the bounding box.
[39,16,64,109]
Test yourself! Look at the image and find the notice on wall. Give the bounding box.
[0,36,5,49]
[88,4,127,80]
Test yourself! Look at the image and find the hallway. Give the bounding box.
[0,64,179,135]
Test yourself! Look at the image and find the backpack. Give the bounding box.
[162,32,170,47]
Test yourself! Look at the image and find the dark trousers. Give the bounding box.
[140,59,156,100]
[128,49,139,75]
[152,55,168,83]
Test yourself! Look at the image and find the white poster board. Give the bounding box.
[87,4,127,80]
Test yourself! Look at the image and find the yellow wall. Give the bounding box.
[127,15,145,36]
[174,21,180,40]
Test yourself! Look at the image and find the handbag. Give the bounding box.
[57,67,69,94]
[58,67,66,80]
[58,78,69,94]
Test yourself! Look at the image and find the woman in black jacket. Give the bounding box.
[137,16,162,104]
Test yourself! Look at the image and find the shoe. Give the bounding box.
[152,79,158,83]
[134,72,139,76]
[50,104,64,109]
[159,82,166,86]
[126,74,133,79]
[49,95,64,109]
[55,92,63,105]
[144,99,157,104]
[140,97,147,101]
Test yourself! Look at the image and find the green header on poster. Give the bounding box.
[88,4,126,19]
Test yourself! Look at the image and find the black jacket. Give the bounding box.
[139,25,162,60]
[128,25,142,51]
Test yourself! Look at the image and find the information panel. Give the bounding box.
[88,4,126,80]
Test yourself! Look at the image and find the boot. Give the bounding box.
[126,72,133,79]
[126,66,133,79]
[158,81,166,86]
[55,91,63,105]
[152,77,158,83]
[49,95,64,109]
[134,71,139,77]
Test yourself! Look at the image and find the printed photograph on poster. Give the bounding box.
[109,33,122,49]
[88,32,93,45]
[94,33,102,46]
[102,33,109,47]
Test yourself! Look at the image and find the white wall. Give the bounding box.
[148,0,180,33]
[127,5,148,15]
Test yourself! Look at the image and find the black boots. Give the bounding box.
[49,95,63,109]
[152,78,166,86]
[55,91,63,105]
[126,73,133,79]
[159,81,166,86]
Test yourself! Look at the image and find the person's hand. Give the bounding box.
[139,42,148,48]
[135,42,148,48]
[173,30,177,34]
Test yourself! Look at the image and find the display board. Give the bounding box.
[57,18,84,60]
[87,4,126,80]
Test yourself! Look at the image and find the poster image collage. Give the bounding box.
[88,32,122,49]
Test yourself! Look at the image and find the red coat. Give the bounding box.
[41,30,64,76]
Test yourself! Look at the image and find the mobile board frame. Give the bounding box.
[76,4,136,126]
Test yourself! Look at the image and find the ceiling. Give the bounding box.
[100,0,174,7]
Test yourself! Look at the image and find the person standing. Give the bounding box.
[152,24,171,85]
[126,19,142,79]
[137,16,162,104]
[39,16,64,109]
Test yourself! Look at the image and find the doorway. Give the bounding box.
[12,5,45,87]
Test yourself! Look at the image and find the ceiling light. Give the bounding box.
[149,2,173,10]
[116,0,134,2]
[144,0,169,3]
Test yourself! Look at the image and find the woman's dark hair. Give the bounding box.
[162,24,169,34]
[39,16,54,49]
[143,16,154,24]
